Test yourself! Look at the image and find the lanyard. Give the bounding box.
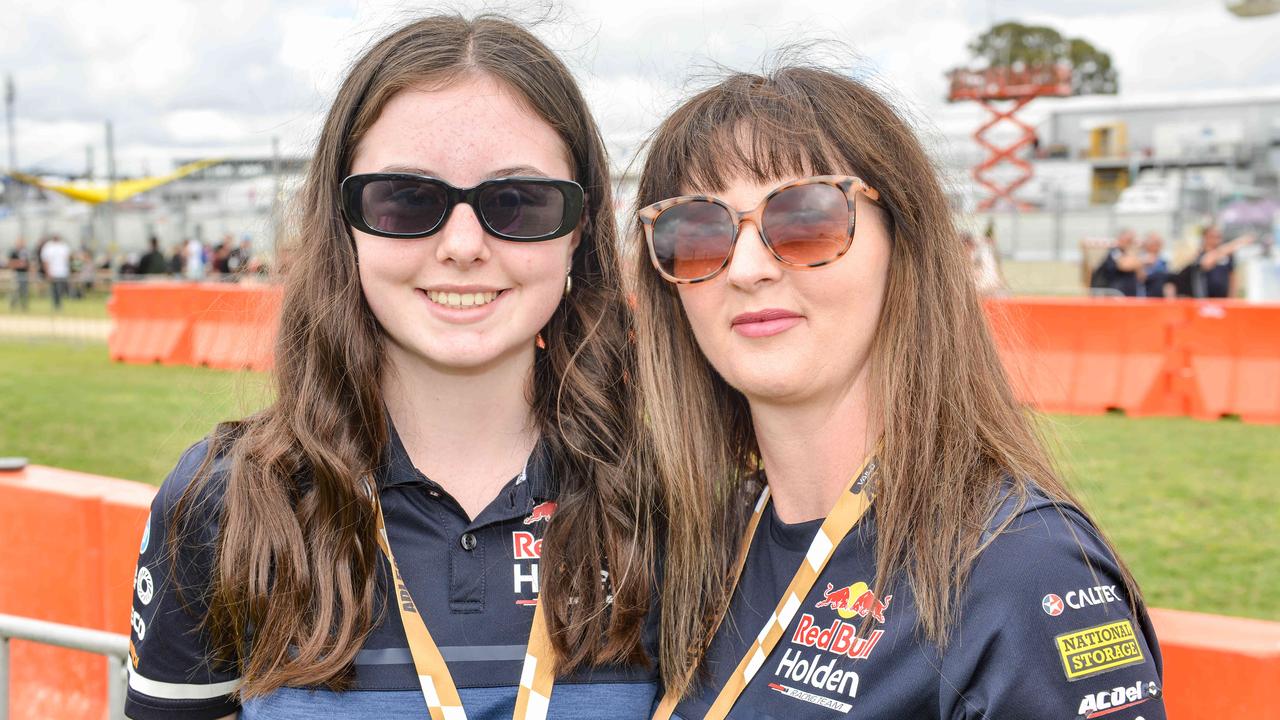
[371,478,557,720]
[652,450,880,720]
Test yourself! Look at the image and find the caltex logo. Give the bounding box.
[1042,593,1064,616]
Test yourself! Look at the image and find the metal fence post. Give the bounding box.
[0,614,130,720]
[1,635,10,720]
[107,655,126,720]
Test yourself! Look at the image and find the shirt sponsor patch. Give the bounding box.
[135,566,154,605]
[1042,593,1064,616]
[1076,680,1161,718]
[1055,619,1144,681]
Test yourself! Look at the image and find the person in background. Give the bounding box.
[1091,228,1143,297]
[167,242,184,276]
[961,231,1004,295]
[184,237,205,280]
[227,236,252,278]
[7,237,32,310]
[139,236,168,275]
[119,253,140,277]
[40,234,72,310]
[1194,225,1255,298]
[1140,232,1173,298]
[211,235,233,277]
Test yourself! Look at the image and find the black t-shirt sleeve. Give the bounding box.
[125,439,242,720]
[939,498,1166,720]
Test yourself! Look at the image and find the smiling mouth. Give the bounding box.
[424,289,502,309]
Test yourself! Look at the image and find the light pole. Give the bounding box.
[5,73,27,241]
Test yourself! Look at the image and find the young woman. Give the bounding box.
[124,15,688,720]
[631,66,1167,719]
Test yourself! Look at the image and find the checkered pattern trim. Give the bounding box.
[700,454,878,720]
[373,489,558,720]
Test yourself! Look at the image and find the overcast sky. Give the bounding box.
[3,0,1279,178]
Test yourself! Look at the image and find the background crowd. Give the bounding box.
[5,233,270,311]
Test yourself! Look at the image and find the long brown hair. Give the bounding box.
[171,14,658,696]
[630,64,1143,691]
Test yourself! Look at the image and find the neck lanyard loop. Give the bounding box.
[370,470,556,720]
[652,450,880,720]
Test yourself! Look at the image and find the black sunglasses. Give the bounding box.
[341,173,585,242]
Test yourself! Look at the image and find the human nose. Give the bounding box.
[434,202,491,268]
[723,219,782,290]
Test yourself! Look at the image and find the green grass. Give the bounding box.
[0,288,112,319]
[0,340,268,484]
[1047,413,1279,622]
[1,340,1276,621]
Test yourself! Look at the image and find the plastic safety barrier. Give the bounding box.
[985,298,1280,423]
[984,297,1187,417]
[189,285,283,371]
[1179,301,1280,424]
[0,465,154,720]
[107,289,1280,422]
[0,465,1277,718]
[108,282,282,371]
[1149,607,1280,719]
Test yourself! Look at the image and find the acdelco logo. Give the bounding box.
[1077,680,1160,718]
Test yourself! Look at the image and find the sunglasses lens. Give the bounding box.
[359,178,448,235]
[478,181,567,239]
[761,183,851,265]
[652,201,736,280]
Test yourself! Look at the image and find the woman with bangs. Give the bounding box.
[632,66,1167,719]
[123,15,695,720]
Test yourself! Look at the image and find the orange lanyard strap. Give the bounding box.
[652,451,879,720]
[372,488,557,720]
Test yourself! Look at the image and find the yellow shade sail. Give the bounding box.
[6,159,223,205]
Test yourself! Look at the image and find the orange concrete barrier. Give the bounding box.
[1179,301,1280,423]
[984,297,1187,417]
[0,465,155,720]
[109,282,282,370]
[1150,607,1280,719]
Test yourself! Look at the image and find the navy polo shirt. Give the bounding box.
[125,426,657,720]
[672,488,1166,719]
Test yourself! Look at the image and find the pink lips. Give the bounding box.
[731,308,803,338]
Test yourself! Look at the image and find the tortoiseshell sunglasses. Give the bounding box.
[638,175,880,284]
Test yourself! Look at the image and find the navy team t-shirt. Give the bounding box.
[125,427,657,719]
[672,489,1166,720]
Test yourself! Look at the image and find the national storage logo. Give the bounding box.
[1054,619,1145,681]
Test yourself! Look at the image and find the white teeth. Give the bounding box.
[426,290,500,308]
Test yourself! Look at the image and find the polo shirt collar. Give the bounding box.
[375,415,557,502]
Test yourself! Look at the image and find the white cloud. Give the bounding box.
[1,0,1277,177]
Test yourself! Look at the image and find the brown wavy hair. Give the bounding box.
[629,64,1144,692]
[171,14,661,697]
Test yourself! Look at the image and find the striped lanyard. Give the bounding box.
[371,471,557,720]
[652,451,879,720]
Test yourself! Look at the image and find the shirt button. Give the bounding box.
[460,532,477,551]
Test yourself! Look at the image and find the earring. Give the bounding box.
[564,273,573,296]
[536,332,547,350]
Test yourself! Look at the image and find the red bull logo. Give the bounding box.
[523,501,558,525]
[814,581,892,624]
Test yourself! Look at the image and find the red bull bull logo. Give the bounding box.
[815,581,892,624]
[523,501,557,525]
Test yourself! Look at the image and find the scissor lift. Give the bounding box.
[947,66,1072,211]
